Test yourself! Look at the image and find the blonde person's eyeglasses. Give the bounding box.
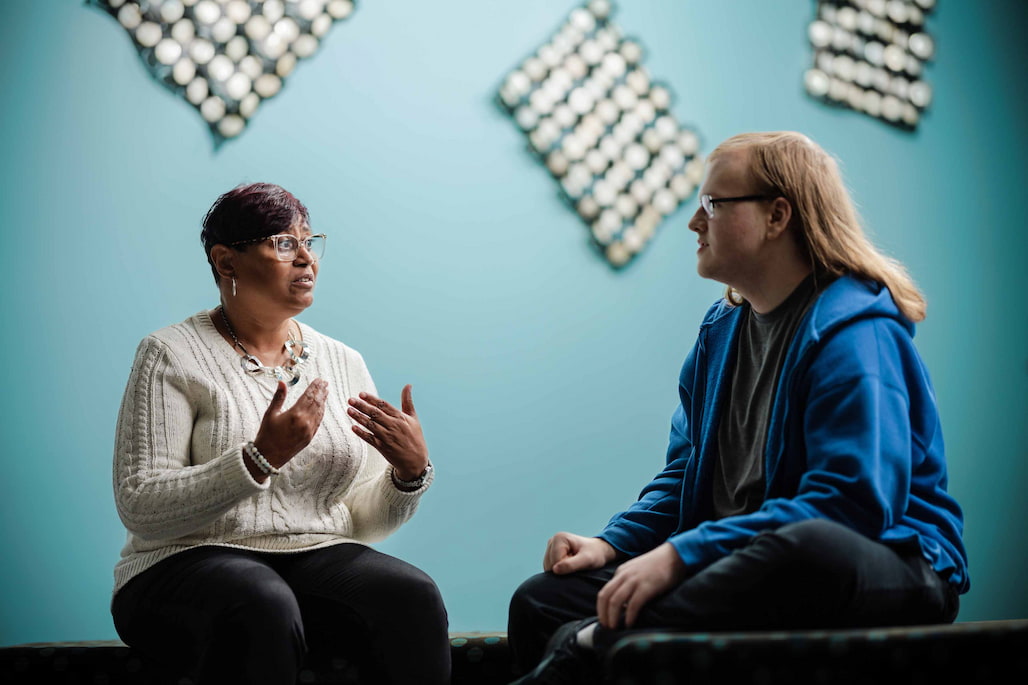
[699,195,777,219]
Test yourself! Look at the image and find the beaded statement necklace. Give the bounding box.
[219,306,311,386]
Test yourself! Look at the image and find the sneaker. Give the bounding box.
[508,618,599,685]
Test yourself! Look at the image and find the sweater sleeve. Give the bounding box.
[338,349,431,542]
[113,335,268,541]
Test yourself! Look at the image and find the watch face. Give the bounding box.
[392,463,432,487]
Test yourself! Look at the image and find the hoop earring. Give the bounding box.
[232,277,237,297]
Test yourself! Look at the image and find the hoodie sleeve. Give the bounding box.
[663,315,920,572]
[597,343,701,556]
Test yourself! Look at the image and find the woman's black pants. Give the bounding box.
[508,519,959,674]
[112,543,450,685]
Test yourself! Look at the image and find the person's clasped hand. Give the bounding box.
[544,532,617,575]
[347,384,429,480]
[542,533,688,629]
[596,543,687,629]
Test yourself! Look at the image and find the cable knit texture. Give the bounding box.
[112,311,432,597]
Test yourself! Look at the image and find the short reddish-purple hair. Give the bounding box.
[201,182,311,283]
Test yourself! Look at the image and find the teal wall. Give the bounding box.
[1,1,1025,644]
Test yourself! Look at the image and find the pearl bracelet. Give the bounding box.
[245,441,280,476]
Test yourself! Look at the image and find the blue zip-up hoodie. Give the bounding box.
[598,275,969,592]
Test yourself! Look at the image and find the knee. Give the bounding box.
[509,573,554,625]
[774,519,855,549]
[385,566,448,627]
[752,519,860,567]
[226,579,304,640]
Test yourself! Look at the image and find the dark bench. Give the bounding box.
[3,620,1027,684]
[0,631,512,684]
[607,619,1028,684]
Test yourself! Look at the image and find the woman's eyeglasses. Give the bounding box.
[229,234,327,262]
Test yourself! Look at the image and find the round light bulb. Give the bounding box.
[218,114,246,138]
[135,21,163,48]
[207,54,234,82]
[171,56,196,85]
[224,71,252,100]
[577,196,600,220]
[245,15,272,42]
[171,18,195,43]
[225,0,252,24]
[117,3,143,30]
[254,73,283,98]
[224,35,248,62]
[186,76,209,104]
[154,38,183,65]
[189,38,215,64]
[160,0,185,23]
[239,92,260,118]
[276,52,298,77]
[293,34,320,58]
[200,94,226,122]
[238,55,263,79]
[263,0,285,23]
[327,0,355,20]
[193,1,221,26]
[606,242,630,267]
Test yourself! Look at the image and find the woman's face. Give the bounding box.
[232,217,320,318]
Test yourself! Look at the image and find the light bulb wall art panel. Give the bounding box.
[804,0,936,130]
[87,0,357,146]
[498,0,703,268]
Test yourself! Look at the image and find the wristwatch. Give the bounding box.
[390,462,433,491]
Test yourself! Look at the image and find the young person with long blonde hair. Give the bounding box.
[508,132,967,684]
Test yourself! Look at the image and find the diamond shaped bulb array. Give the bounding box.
[804,0,936,130]
[88,0,357,146]
[498,1,702,268]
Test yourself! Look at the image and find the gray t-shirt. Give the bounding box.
[712,275,822,520]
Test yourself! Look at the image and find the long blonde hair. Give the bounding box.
[709,132,926,322]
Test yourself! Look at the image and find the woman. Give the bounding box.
[111,183,449,684]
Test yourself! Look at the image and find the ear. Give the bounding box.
[209,244,236,281]
[765,196,793,240]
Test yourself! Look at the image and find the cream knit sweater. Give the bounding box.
[112,311,432,596]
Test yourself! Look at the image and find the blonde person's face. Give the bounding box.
[688,151,770,287]
[235,218,320,316]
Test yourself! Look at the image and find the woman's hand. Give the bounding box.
[543,533,618,574]
[347,384,429,480]
[596,542,687,629]
[253,379,329,473]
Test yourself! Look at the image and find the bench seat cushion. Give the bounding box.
[606,619,1028,685]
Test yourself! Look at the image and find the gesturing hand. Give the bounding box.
[543,532,618,575]
[596,542,686,629]
[347,384,429,480]
[253,379,329,471]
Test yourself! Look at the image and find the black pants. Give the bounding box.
[508,519,959,674]
[112,544,450,685]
